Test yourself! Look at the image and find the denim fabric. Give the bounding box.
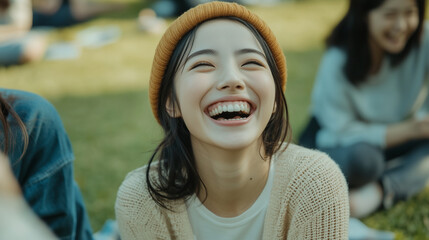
[0,37,26,65]
[1,88,93,240]
[319,141,429,208]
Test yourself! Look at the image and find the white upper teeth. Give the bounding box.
[208,101,250,117]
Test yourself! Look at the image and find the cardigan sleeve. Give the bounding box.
[115,167,160,240]
[286,152,349,239]
[115,165,195,240]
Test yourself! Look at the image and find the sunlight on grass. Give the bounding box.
[52,90,162,228]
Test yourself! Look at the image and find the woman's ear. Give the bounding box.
[165,97,182,118]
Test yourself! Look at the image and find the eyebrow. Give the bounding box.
[186,49,217,63]
[186,48,267,63]
[236,48,266,59]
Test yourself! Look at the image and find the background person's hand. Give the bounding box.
[386,115,429,148]
[412,115,429,139]
[0,152,21,196]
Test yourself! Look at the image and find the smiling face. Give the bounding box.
[368,0,419,54]
[170,19,276,151]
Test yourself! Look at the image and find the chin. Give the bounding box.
[216,141,255,150]
[212,135,261,151]
[384,41,407,54]
[387,45,405,54]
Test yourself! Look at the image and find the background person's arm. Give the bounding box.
[0,0,32,42]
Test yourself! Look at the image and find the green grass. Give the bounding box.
[2,0,429,238]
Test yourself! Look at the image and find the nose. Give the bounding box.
[393,15,407,33]
[216,64,245,91]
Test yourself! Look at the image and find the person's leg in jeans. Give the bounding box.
[320,142,385,188]
[321,143,385,218]
[381,140,429,209]
[322,140,429,217]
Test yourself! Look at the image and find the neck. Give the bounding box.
[369,37,384,74]
[191,138,271,217]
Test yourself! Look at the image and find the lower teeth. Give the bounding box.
[217,117,246,121]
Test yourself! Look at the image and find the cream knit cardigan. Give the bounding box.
[115,144,349,239]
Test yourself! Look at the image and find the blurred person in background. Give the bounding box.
[300,0,429,221]
[0,88,94,240]
[0,0,47,65]
[138,0,218,33]
[31,0,127,27]
[137,0,284,34]
[138,0,243,33]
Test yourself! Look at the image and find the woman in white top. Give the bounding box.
[116,2,349,239]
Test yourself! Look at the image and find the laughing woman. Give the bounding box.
[115,2,349,239]
[300,0,429,219]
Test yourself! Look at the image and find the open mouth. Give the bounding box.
[385,32,407,45]
[207,101,252,121]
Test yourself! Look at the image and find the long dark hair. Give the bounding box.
[327,0,426,85]
[146,16,291,210]
[0,94,28,161]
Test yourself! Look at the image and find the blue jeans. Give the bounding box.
[0,37,27,65]
[1,88,93,240]
[320,141,429,209]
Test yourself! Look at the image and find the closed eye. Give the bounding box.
[405,9,417,16]
[190,61,214,70]
[242,60,264,67]
[384,11,397,18]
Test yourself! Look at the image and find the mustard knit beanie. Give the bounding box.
[149,1,287,122]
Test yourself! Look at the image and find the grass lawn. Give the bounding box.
[2,0,429,238]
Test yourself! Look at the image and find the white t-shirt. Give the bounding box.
[186,158,275,240]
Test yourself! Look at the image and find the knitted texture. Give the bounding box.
[115,144,349,239]
[149,1,287,122]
